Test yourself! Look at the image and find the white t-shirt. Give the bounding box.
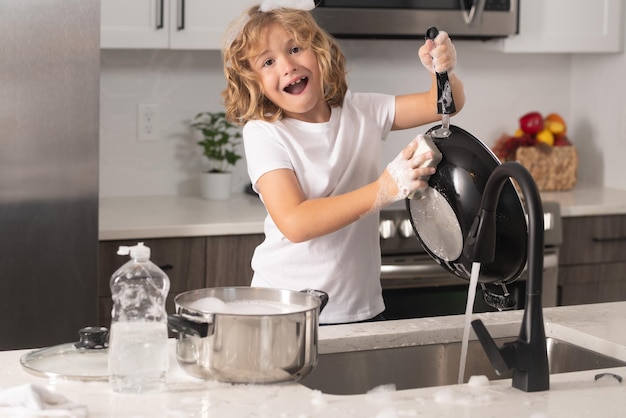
[243,91,395,324]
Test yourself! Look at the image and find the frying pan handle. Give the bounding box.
[425,27,456,116]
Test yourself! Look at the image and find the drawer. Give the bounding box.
[559,215,626,265]
[558,262,626,305]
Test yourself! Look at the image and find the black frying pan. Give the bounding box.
[406,28,528,285]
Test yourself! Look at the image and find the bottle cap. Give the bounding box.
[117,242,151,261]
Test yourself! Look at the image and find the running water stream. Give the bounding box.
[458,262,482,384]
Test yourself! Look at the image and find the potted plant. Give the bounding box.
[191,111,243,200]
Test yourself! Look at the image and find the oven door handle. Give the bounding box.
[381,250,559,280]
[381,263,450,279]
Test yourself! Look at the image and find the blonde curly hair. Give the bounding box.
[222,6,347,126]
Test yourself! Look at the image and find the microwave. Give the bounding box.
[312,0,519,40]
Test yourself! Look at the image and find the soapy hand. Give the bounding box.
[419,30,456,74]
[379,135,436,205]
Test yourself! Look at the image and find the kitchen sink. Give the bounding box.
[299,337,626,395]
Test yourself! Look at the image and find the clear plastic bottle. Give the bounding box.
[108,242,170,393]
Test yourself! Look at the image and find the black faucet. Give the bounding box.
[464,161,550,392]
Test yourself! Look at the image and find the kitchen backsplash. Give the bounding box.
[100,40,583,198]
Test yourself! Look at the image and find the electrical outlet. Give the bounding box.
[137,104,159,142]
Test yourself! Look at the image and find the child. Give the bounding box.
[222,0,465,324]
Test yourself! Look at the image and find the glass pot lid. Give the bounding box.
[20,326,109,381]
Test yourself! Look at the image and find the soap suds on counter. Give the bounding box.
[310,389,328,407]
[467,375,490,387]
[433,383,494,406]
[366,384,397,404]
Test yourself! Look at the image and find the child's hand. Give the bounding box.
[379,136,436,204]
[418,30,457,74]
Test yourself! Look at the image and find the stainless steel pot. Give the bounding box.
[167,287,328,384]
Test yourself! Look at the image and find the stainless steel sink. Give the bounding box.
[300,337,626,395]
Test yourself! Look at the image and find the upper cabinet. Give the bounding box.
[102,0,624,53]
[101,0,257,49]
[501,0,624,53]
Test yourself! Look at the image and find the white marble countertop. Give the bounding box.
[2,302,626,417]
[99,187,626,240]
[542,187,626,217]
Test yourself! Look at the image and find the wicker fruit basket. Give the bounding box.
[514,145,578,191]
[492,111,578,191]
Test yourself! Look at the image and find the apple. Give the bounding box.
[553,134,571,146]
[519,111,544,135]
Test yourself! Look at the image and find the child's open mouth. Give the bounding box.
[284,77,308,94]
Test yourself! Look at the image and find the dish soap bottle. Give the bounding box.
[108,242,170,393]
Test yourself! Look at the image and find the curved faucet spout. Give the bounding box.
[467,162,550,392]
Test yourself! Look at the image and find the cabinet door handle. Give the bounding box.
[159,263,174,271]
[156,0,164,29]
[177,0,185,30]
[592,236,626,243]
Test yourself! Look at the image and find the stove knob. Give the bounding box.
[398,219,415,239]
[379,219,396,240]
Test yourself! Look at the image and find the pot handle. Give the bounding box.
[301,289,329,313]
[168,314,211,338]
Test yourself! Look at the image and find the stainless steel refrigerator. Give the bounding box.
[0,0,100,349]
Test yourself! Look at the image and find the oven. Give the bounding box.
[312,0,519,40]
[379,200,562,319]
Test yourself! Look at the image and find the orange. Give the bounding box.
[545,113,567,134]
[514,128,524,137]
[545,120,565,135]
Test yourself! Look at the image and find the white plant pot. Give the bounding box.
[200,172,232,200]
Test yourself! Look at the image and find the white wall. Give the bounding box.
[570,51,626,188]
[99,37,622,198]
[100,49,231,197]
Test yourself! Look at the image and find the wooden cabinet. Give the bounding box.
[98,237,206,328]
[97,233,264,327]
[558,215,626,305]
[501,0,623,53]
[205,234,265,287]
[101,0,257,49]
